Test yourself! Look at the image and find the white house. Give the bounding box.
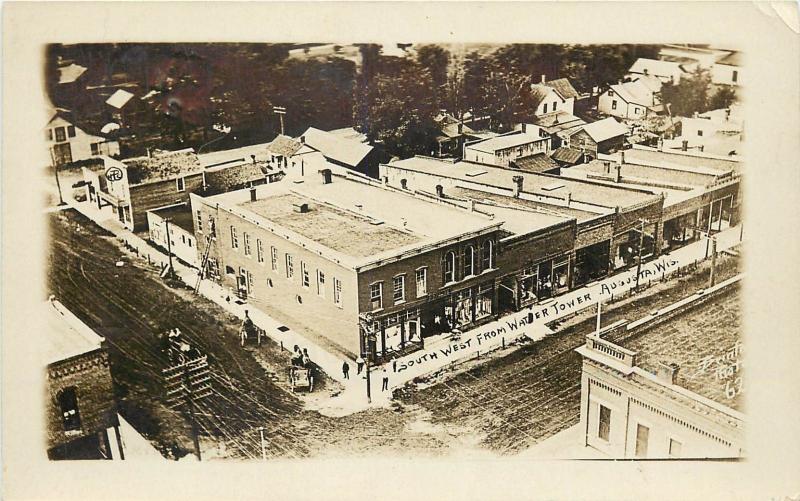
[598,79,662,120]
[711,52,742,86]
[463,125,549,167]
[529,77,579,117]
[46,110,120,166]
[147,203,199,267]
[627,58,696,84]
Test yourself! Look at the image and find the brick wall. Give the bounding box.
[497,222,575,279]
[46,348,117,449]
[129,173,205,231]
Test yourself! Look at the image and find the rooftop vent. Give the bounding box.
[656,362,680,385]
[292,202,309,213]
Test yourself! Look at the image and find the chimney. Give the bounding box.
[656,362,680,385]
[643,68,649,76]
[565,191,572,205]
[321,168,332,184]
[620,150,625,164]
[614,162,622,183]
[469,199,476,212]
[657,137,664,151]
[146,148,152,158]
[512,175,524,197]
[693,111,699,118]
[292,202,309,213]
[458,122,463,135]
[541,74,546,84]
[699,145,705,152]
[725,108,731,121]
[249,186,257,202]
[681,139,689,151]
[251,154,256,164]
[435,185,444,198]
[382,176,389,186]
[521,123,527,134]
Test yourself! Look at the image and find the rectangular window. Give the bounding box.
[230,226,238,249]
[46,128,53,141]
[732,70,738,83]
[243,232,251,256]
[271,246,278,271]
[634,107,641,115]
[598,404,611,441]
[697,129,704,137]
[415,268,428,297]
[553,101,558,111]
[393,275,405,303]
[90,142,101,155]
[611,100,617,110]
[635,424,649,457]
[176,177,185,192]
[669,438,682,458]
[370,282,383,310]
[58,387,81,432]
[542,103,548,114]
[67,125,76,138]
[55,126,66,142]
[317,270,325,297]
[195,210,203,232]
[209,216,216,237]
[285,254,294,279]
[301,262,310,287]
[333,277,343,307]
[607,89,613,96]
[256,239,264,263]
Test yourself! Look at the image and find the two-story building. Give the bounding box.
[82,148,204,231]
[598,79,662,120]
[46,109,120,166]
[463,125,550,167]
[190,167,504,361]
[529,76,579,117]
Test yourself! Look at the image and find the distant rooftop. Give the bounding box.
[625,145,742,173]
[532,112,587,136]
[388,156,659,209]
[579,118,629,143]
[629,58,691,78]
[198,142,271,168]
[298,127,374,167]
[106,89,135,109]
[43,299,104,366]
[123,148,203,185]
[465,131,547,153]
[58,63,87,84]
[266,134,303,158]
[511,152,560,174]
[717,51,742,66]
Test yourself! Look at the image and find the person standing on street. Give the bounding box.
[356,356,365,375]
[381,368,389,392]
[342,360,350,379]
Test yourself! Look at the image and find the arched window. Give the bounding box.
[463,245,475,277]
[443,251,456,284]
[482,240,494,270]
[57,387,81,432]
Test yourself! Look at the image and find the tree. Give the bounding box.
[709,86,737,111]
[416,45,450,107]
[661,68,713,117]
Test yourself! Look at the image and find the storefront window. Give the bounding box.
[537,260,553,299]
[518,266,538,305]
[453,289,473,327]
[475,284,493,321]
[552,259,570,295]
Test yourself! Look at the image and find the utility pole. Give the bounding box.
[164,218,175,279]
[50,149,65,206]
[259,427,268,461]
[634,219,646,292]
[595,298,602,334]
[709,236,718,287]
[184,363,202,461]
[359,312,375,404]
[273,106,287,136]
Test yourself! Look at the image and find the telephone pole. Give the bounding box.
[259,427,268,461]
[709,235,718,287]
[273,106,287,136]
[164,218,175,279]
[49,149,65,206]
[359,312,376,404]
[634,218,647,292]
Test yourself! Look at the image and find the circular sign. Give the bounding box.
[105,166,123,182]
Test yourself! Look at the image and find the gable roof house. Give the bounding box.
[598,79,663,120]
[532,111,588,149]
[81,148,205,231]
[529,76,580,117]
[711,51,743,86]
[564,117,630,157]
[46,109,120,166]
[295,127,380,178]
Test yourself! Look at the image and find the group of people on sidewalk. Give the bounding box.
[342,357,390,391]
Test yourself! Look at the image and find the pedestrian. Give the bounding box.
[381,368,389,392]
[356,356,365,375]
[342,360,350,379]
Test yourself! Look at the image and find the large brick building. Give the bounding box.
[190,167,503,360]
[43,298,124,460]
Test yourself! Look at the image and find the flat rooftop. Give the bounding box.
[625,146,742,173]
[624,286,743,411]
[149,204,195,233]
[389,156,659,209]
[205,174,499,267]
[466,131,546,153]
[43,299,104,366]
[448,186,601,223]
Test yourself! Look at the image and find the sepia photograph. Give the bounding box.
[3,2,800,500]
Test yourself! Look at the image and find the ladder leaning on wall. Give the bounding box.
[194,234,215,294]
